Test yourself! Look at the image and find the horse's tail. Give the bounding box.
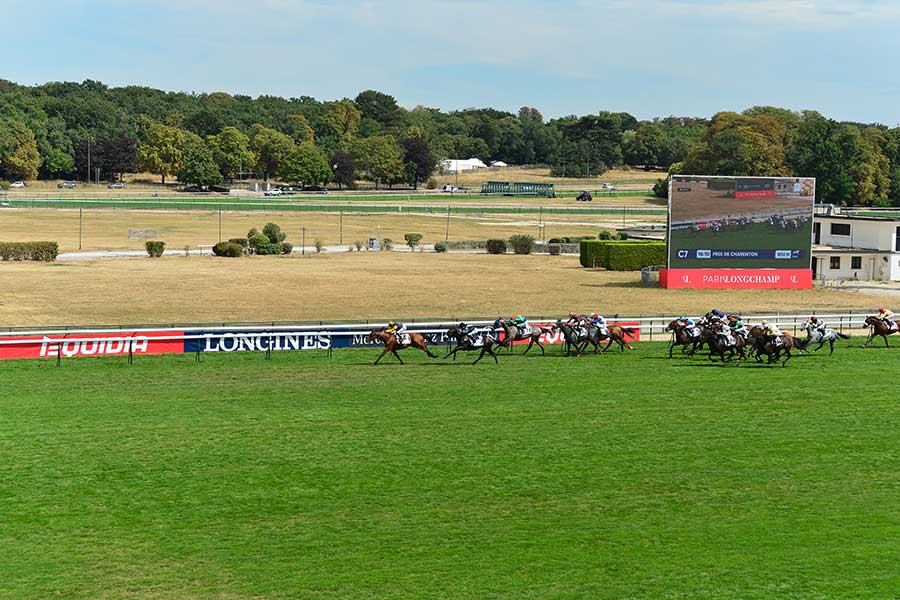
[619,326,636,338]
[837,332,851,340]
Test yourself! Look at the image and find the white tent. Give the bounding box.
[441,158,488,173]
[490,160,508,168]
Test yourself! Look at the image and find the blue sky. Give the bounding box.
[3,0,900,124]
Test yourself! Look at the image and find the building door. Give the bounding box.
[812,257,818,278]
[814,222,821,244]
[895,227,900,251]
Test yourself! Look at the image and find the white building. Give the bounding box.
[813,214,900,281]
[440,158,488,173]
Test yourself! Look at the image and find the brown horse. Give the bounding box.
[756,334,795,366]
[368,329,437,365]
[665,319,702,357]
[864,316,899,348]
[581,323,636,353]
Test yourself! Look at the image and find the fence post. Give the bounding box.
[128,339,133,365]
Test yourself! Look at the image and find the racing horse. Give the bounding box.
[553,320,586,356]
[665,319,702,357]
[368,328,437,365]
[703,330,746,364]
[755,333,796,366]
[444,325,500,364]
[580,322,637,353]
[494,318,553,356]
[863,316,900,348]
[797,320,851,355]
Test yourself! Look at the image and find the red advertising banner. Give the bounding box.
[0,331,184,360]
[499,322,641,343]
[734,189,776,199]
[660,269,812,289]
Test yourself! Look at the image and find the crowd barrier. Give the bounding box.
[0,310,875,364]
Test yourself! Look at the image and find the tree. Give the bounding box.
[0,120,41,180]
[208,126,255,179]
[279,142,332,186]
[788,112,857,204]
[75,132,137,181]
[682,112,792,176]
[176,137,222,187]
[286,114,314,144]
[355,90,405,132]
[330,150,355,189]
[318,100,361,143]
[400,136,436,189]
[404,233,423,249]
[250,124,294,181]
[42,148,75,178]
[353,135,404,188]
[136,122,186,185]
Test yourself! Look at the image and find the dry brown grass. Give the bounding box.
[0,253,888,327]
[0,208,663,253]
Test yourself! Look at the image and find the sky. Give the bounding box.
[3,0,900,124]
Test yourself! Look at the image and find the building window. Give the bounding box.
[830,223,851,236]
[851,256,862,269]
[830,256,841,269]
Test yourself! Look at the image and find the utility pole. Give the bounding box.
[301,226,306,255]
[86,137,91,184]
[78,208,83,250]
[339,210,343,245]
[445,205,451,241]
[218,209,222,243]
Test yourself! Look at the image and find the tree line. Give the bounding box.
[0,79,898,204]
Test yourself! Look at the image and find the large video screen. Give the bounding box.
[667,176,815,269]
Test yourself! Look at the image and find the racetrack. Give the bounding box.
[3,341,899,599]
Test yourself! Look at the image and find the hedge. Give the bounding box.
[580,239,663,269]
[0,241,59,261]
[486,239,507,254]
[508,234,534,255]
[145,241,166,257]
[213,241,243,257]
[606,242,666,271]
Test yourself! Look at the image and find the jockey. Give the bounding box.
[762,320,782,346]
[589,313,608,333]
[876,307,895,330]
[458,322,477,344]
[386,321,408,340]
[678,316,699,338]
[729,315,748,338]
[565,313,588,338]
[513,314,528,330]
[715,319,735,345]
[809,316,827,336]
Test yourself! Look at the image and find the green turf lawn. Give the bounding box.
[2,340,899,599]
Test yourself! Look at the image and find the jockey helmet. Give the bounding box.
[679,316,686,321]
[387,321,396,327]
[591,313,599,319]
[879,307,886,312]
[458,322,466,328]
[761,320,768,326]
[516,315,523,320]
[810,316,817,322]
[728,315,736,321]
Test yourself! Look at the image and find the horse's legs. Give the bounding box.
[488,345,499,364]
[473,347,486,364]
[373,347,390,365]
[392,350,404,364]
[828,339,835,355]
[522,339,533,355]
[782,350,792,367]
[668,342,675,358]
[445,346,459,360]
[884,334,890,348]
[535,339,545,356]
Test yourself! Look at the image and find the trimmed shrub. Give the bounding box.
[486,239,507,254]
[598,230,614,240]
[145,241,166,257]
[248,232,270,249]
[404,232,423,249]
[255,243,283,255]
[548,243,561,256]
[445,240,486,249]
[434,241,448,253]
[606,241,666,271]
[508,234,534,255]
[281,242,293,255]
[213,241,243,257]
[616,231,629,240]
[381,238,394,251]
[0,241,59,261]
[263,222,286,244]
[580,239,659,268]
[228,237,249,249]
[653,177,669,199]
[548,237,564,244]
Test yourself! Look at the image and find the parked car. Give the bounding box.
[601,182,616,191]
[576,191,593,202]
[301,185,328,194]
[442,184,460,192]
[181,186,206,193]
[264,188,283,197]
[107,182,125,189]
[9,181,25,188]
[57,181,77,189]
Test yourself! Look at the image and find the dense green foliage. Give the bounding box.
[212,241,243,257]
[486,239,507,254]
[2,344,899,598]
[3,78,900,203]
[144,240,166,257]
[0,241,58,261]
[508,234,535,255]
[605,241,666,270]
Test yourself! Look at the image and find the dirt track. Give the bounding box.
[671,181,813,221]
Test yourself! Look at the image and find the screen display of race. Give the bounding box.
[667,175,815,269]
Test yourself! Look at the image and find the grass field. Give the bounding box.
[0,253,892,327]
[3,341,899,599]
